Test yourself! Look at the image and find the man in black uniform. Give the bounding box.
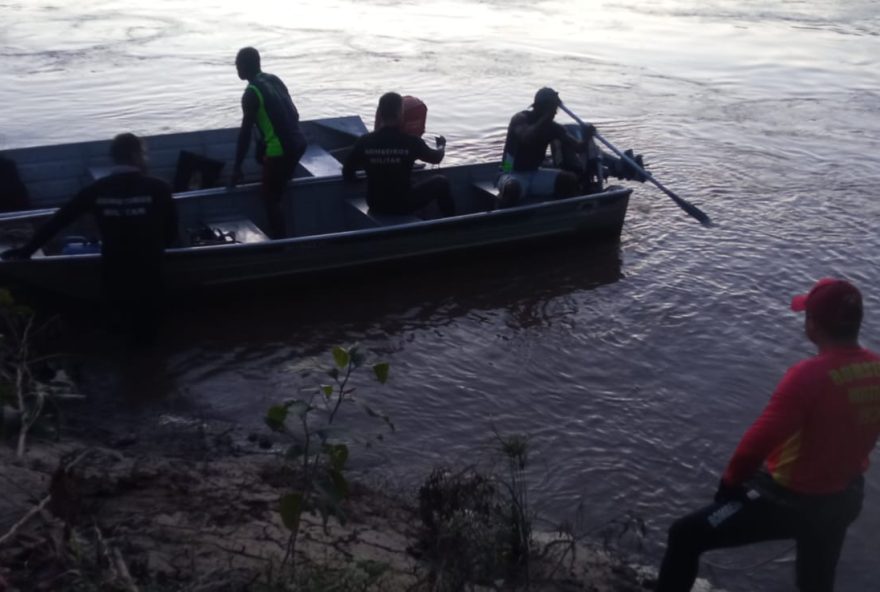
[497,87,594,205]
[230,47,307,239]
[343,92,454,217]
[2,133,177,343]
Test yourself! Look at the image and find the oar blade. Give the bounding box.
[681,200,713,227]
[560,102,712,228]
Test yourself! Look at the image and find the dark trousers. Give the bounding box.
[656,476,864,592]
[103,260,164,346]
[261,140,306,239]
[373,175,454,217]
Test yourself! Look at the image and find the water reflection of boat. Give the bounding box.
[150,241,625,347]
[0,116,631,301]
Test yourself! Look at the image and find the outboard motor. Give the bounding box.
[551,123,605,193]
[552,125,648,192]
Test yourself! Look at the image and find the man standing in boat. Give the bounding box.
[1,133,177,344]
[497,87,596,205]
[343,92,454,218]
[229,47,307,239]
[655,278,880,592]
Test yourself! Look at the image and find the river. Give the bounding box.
[2,1,879,589]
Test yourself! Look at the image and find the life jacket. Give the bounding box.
[373,96,427,137]
[247,73,301,158]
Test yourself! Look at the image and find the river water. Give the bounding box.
[3,1,880,590]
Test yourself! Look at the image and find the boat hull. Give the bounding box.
[0,119,632,301]
[0,177,629,301]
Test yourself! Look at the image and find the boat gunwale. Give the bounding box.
[3,183,631,264]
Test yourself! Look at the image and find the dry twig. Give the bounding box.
[0,448,92,547]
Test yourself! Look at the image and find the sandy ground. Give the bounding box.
[0,422,723,592]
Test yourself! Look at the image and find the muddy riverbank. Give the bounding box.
[0,419,723,592]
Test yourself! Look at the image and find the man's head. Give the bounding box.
[109,133,145,170]
[376,92,404,129]
[533,87,560,117]
[235,47,261,80]
[791,278,863,344]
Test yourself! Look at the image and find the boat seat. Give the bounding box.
[299,144,343,177]
[347,197,420,226]
[88,165,116,181]
[472,180,502,211]
[472,179,554,209]
[472,180,500,198]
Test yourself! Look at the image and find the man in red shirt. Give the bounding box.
[655,278,880,592]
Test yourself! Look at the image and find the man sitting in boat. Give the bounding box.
[343,92,455,218]
[1,134,177,343]
[497,87,596,205]
[229,47,307,239]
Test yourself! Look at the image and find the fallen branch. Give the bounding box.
[0,495,51,548]
[110,546,139,592]
[94,522,140,592]
[14,316,34,458]
[0,448,92,548]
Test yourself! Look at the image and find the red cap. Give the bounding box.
[791,278,862,331]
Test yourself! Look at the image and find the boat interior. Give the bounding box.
[0,116,626,257]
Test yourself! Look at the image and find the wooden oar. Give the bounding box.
[559,102,712,227]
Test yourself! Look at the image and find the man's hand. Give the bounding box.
[435,136,447,150]
[1,247,33,261]
[581,122,596,139]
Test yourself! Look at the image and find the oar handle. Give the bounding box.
[558,102,712,227]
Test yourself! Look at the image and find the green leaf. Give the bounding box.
[331,346,350,369]
[329,468,350,500]
[11,305,33,316]
[323,443,349,472]
[0,289,14,308]
[321,384,334,398]
[265,405,289,432]
[357,560,390,580]
[314,481,349,529]
[372,363,390,384]
[279,492,304,532]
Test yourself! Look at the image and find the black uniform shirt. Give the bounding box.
[26,167,176,269]
[343,127,443,211]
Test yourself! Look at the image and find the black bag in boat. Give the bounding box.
[173,151,225,192]
[189,224,238,246]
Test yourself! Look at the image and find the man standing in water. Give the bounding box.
[655,278,880,592]
[2,133,177,344]
[229,47,307,239]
